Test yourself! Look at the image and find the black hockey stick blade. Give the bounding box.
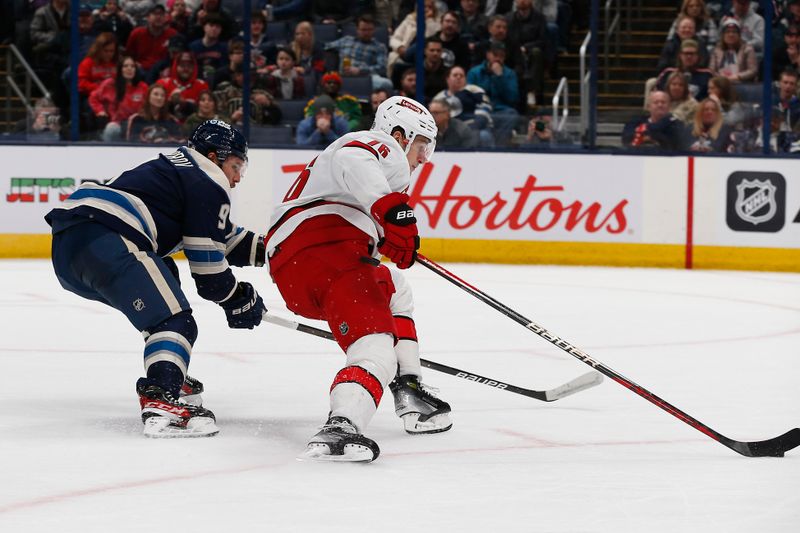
[261,312,603,402]
[416,254,799,458]
[727,428,800,458]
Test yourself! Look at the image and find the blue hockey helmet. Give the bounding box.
[188,119,248,163]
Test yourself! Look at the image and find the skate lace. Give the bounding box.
[418,382,441,399]
[318,418,357,434]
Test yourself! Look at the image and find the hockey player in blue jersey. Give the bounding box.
[45,120,267,438]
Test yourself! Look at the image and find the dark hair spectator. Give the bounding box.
[263,47,307,100]
[189,0,238,41]
[126,83,184,143]
[423,37,448,103]
[437,10,472,69]
[189,13,229,82]
[773,23,800,80]
[125,4,178,73]
[92,0,134,45]
[246,10,277,71]
[89,55,149,142]
[467,40,520,145]
[324,13,393,91]
[182,90,231,137]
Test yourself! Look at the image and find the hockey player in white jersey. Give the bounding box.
[267,96,452,462]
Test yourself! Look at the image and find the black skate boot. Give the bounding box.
[300,416,380,463]
[179,375,204,406]
[389,375,453,434]
[137,381,219,438]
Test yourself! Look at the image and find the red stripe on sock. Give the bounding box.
[394,315,417,341]
[331,366,384,406]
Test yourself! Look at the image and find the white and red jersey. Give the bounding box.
[267,129,411,256]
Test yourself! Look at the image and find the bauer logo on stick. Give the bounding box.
[726,172,785,233]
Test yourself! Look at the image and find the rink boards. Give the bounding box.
[1,145,798,272]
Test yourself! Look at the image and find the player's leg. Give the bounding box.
[271,238,395,461]
[51,222,217,437]
[384,267,453,434]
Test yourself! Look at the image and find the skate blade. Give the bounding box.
[143,416,219,438]
[402,412,453,434]
[296,443,376,463]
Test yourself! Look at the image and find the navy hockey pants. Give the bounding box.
[51,221,191,332]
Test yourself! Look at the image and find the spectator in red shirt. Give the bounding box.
[157,51,210,123]
[125,5,178,75]
[89,55,149,142]
[78,32,119,96]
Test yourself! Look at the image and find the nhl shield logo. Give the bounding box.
[726,172,786,233]
[734,179,777,225]
[338,322,349,335]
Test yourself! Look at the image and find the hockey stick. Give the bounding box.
[415,254,800,458]
[262,312,603,402]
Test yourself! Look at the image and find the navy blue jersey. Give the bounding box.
[46,146,263,303]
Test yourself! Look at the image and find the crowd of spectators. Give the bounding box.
[3,0,578,147]
[627,0,800,154]
[4,0,800,152]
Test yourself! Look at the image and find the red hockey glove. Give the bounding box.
[371,192,420,269]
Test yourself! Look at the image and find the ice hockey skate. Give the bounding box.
[179,375,204,406]
[137,382,219,438]
[389,374,453,434]
[299,416,380,463]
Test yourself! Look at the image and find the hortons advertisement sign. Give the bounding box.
[272,151,645,243]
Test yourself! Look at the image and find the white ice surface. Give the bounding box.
[0,260,798,532]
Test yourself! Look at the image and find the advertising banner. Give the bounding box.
[693,157,800,249]
[271,151,648,244]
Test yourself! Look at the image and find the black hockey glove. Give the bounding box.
[220,282,266,329]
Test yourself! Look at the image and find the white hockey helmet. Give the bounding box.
[372,96,437,160]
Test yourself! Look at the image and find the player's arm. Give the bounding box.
[183,188,266,329]
[333,142,419,269]
[224,225,267,268]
